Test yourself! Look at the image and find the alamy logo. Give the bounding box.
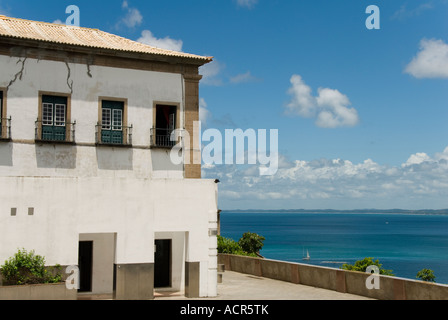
[365,5,380,30]
[65,5,80,27]
[365,265,380,290]
[169,122,279,176]
[65,265,80,290]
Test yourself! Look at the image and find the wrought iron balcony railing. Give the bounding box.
[150,128,182,148]
[35,119,76,143]
[95,123,133,146]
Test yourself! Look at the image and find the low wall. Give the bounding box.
[218,254,448,300]
[0,283,77,300]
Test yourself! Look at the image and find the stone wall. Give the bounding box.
[218,254,448,300]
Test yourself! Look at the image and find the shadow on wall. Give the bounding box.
[96,147,133,171]
[35,144,77,169]
[0,143,13,167]
[150,149,183,172]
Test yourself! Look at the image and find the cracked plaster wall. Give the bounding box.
[0,54,185,178]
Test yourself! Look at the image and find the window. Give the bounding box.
[151,104,178,148]
[98,99,131,145]
[40,95,68,141]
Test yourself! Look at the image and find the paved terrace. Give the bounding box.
[79,271,373,300]
[154,271,374,300]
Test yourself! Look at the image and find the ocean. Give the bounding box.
[219,211,448,284]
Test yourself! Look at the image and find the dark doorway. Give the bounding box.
[78,241,93,292]
[155,105,177,147]
[154,239,171,288]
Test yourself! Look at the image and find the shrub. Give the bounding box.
[238,232,265,256]
[0,248,62,285]
[218,236,245,255]
[416,269,436,282]
[217,236,258,257]
[341,257,394,276]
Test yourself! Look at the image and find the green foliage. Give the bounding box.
[218,234,264,257]
[238,232,265,255]
[0,249,62,285]
[341,257,394,276]
[416,269,436,282]
[218,236,245,255]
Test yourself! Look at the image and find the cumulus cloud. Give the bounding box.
[119,1,143,28]
[203,146,448,209]
[199,98,211,126]
[137,30,183,52]
[236,0,259,9]
[405,38,448,79]
[402,152,432,167]
[230,71,260,84]
[286,75,360,128]
[200,60,225,86]
[391,2,434,20]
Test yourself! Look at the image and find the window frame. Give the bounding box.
[152,102,181,148]
[37,91,72,143]
[98,97,128,145]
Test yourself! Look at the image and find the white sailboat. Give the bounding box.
[302,249,310,260]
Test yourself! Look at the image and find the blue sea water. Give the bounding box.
[220,212,448,284]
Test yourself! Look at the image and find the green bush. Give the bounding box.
[238,232,265,255]
[217,235,258,257]
[0,248,62,285]
[341,257,394,276]
[218,236,244,255]
[416,269,436,282]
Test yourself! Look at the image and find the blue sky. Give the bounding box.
[1,0,448,210]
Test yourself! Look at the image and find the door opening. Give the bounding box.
[78,241,93,292]
[154,239,171,288]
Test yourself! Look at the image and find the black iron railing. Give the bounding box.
[95,123,133,146]
[35,119,76,143]
[150,128,182,148]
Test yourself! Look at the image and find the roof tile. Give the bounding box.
[0,15,212,62]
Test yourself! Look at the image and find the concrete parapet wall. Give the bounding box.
[0,283,77,300]
[218,254,448,300]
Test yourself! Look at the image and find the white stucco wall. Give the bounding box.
[0,177,218,296]
[0,54,218,297]
[0,55,185,178]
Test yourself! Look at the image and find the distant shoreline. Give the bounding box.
[222,209,448,215]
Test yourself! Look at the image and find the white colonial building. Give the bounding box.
[0,15,218,299]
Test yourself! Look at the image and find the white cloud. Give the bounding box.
[230,71,260,84]
[405,38,448,79]
[402,152,431,167]
[236,0,258,9]
[118,1,143,29]
[200,60,225,86]
[203,146,448,209]
[52,19,64,25]
[137,30,183,52]
[199,98,211,125]
[391,2,434,20]
[286,75,360,128]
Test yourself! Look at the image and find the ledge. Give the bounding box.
[35,139,76,146]
[95,143,133,149]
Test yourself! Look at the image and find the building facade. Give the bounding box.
[0,15,218,299]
